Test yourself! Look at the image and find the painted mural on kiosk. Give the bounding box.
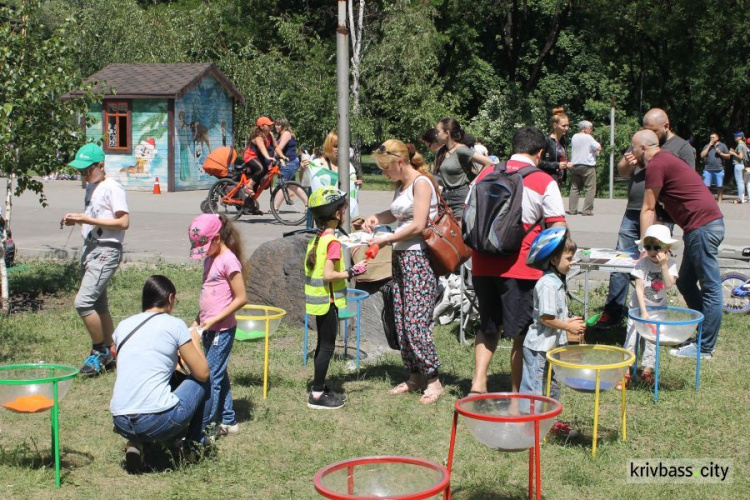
[86,100,169,191]
[174,75,233,190]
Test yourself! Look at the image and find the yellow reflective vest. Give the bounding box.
[305,233,347,315]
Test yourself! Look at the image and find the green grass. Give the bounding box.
[0,261,747,498]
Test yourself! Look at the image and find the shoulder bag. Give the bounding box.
[419,175,471,276]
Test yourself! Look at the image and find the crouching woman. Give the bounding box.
[110,275,212,471]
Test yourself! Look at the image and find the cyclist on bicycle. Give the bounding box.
[243,116,285,196]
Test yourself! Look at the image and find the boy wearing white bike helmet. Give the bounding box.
[520,227,585,435]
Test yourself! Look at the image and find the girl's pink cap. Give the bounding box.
[188,214,222,260]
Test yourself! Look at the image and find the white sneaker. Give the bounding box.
[218,423,240,436]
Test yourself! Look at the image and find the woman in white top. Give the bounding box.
[363,140,444,404]
[110,275,211,471]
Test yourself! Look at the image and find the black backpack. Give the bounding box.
[462,162,541,256]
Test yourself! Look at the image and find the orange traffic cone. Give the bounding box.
[153,177,161,194]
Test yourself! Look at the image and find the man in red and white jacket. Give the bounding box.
[470,126,567,394]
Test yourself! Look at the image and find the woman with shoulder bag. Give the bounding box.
[110,275,212,472]
[363,140,444,404]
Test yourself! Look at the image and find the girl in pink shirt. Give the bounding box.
[188,214,247,437]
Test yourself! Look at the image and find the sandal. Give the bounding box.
[640,369,656,386]
[419,384,444,405]
[388,381,424,395]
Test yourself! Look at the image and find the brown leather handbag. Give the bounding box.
[420,175,471,276]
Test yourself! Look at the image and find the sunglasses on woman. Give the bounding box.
[644,245,663,251]
[377,144,402,159]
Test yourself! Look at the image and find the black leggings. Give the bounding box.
[247,158,268,187]
[313,306,338,392]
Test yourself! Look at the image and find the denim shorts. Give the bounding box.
[703,170,724,188]
[280,158,300,181]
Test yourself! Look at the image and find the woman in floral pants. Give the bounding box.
[364,139,444,404]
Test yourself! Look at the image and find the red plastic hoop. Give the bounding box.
[455,392,562,423]
[314,455,450,500]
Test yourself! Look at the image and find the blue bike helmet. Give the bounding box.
[526,227,568,270]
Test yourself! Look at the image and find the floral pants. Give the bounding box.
[391,250,440,378]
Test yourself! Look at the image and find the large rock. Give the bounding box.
[246,235,394,359]
[246,234,311,326]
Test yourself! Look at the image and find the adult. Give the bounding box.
[272,117,308,211]
[568,120,601,216]
[243,116,280,196]
[434,118,494,219]
[111,275,211,471]
[312,131,361,217]
[62,143,130,377]
[700,133,729,203]
[596,108,695,329]
[539,107,573,184]
[729,131,748,203]
[420,128,447,171]
[633,130,724,359]
[363,140,444,404]
[470,126,566,394]
[473,138,489,158]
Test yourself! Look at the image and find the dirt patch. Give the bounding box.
[8,290,69,314]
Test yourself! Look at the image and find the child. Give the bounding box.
[188,214,247,436]
[521,227,585,398]
[521,227,584,436]
[304,187,367,409]
[624,224,678,385]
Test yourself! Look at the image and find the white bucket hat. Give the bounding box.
[635,224,679,248]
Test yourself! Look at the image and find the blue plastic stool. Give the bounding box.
[304,288,369,370]
[628,306,704,403]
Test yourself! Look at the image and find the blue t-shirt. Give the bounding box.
[110,313,192,416]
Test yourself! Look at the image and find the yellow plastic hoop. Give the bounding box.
[236,305,287,322]
[546,344,635,370]
[235,305,287,399]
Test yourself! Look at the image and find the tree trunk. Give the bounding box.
[348,0,365,117]
[1,170,12,314]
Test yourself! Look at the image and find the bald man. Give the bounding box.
[632,129,724,360]
[596,109,694,330]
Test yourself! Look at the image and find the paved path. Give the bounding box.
[8,178,748,263]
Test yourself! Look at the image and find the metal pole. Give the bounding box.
[337,0,351,232]
[609,98,615,199]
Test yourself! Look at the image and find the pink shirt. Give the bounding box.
[200,249,243,331]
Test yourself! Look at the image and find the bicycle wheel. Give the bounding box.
[269,181,308,226]
[720,272,750,314]
[208,179,245,221]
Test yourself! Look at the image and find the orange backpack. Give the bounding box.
[203,147,236,178]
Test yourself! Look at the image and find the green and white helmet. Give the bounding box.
[307,187,347,220]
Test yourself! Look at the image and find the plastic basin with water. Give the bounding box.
[628,306,703,346]
[235,305,286,341]
[0,364,78,413]
[314,456,450,499]
[455,393,562,452]
[547,345,634,392]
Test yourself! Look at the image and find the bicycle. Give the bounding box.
[719,245,750,314]
[206,160,308,225]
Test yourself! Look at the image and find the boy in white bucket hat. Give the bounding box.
[621,224,679,387]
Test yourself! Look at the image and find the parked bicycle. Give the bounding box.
[204,157,308,225]
[719,245,750,314]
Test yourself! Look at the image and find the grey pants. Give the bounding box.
[443,184,469,220]
[569,164,596,215]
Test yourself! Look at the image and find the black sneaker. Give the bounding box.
[324,386,346,402]
[594,312,621,330]
[80,349,116,377]
[308,391,346,410]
